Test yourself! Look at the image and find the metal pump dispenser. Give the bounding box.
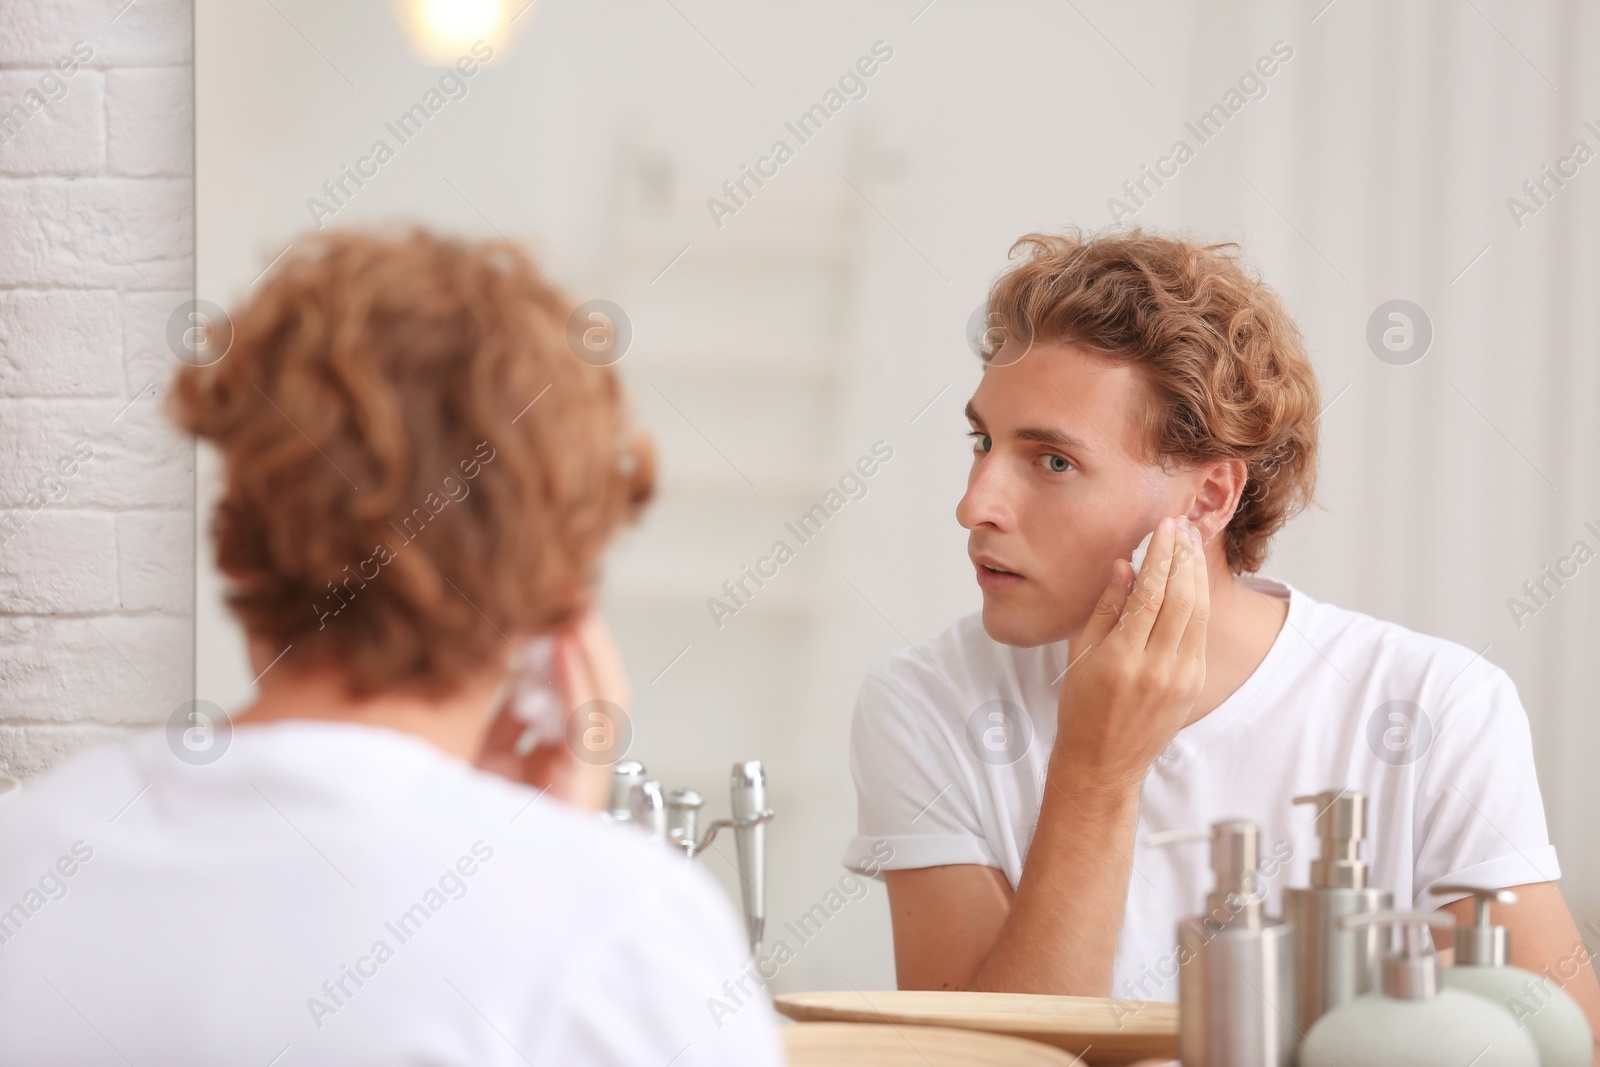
[1435,885,1594,1067]
[1443,885,1514,965]
[1302,911,1538,1066]
[1150,819,1296,1067]
[1283,789,1392,1031]
[606,759,774,954]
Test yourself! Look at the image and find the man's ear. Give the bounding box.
[1187,457,1248,543]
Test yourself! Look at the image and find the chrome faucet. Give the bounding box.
[606,759,774,954]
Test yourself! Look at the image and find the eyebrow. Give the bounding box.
[965,401,1097,456]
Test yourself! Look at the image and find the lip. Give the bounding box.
[970,552,1025,591]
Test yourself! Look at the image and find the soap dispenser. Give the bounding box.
[1149,819,1296,1067]
[1434,884,1593,1067]
[1300,910,1538,1067]
[1283,789,1392,1032]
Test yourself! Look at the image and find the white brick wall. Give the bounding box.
[0,0,193,778]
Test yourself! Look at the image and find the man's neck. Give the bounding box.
[237,663,504,763]
[1185,572,1290,726]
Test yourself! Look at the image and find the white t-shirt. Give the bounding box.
[0,721,784,1066]
[843,576,1559,1003]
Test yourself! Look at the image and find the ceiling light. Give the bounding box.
[396,0,518,64]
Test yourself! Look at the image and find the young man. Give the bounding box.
[0,231,783,1065]
[843,228,1600,1039]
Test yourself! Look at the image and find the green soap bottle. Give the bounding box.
[1300,911,1537,1067]
[1435,885,1593,1067]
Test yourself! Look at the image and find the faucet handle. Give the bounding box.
[606,760,647,820]
[631,779,667,841]
[666,787,704,855]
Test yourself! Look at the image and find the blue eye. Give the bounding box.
[1045,455,1071,473]
[969,432,992,452]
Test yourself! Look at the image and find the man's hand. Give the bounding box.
[477,610,633,812]
[1054,514,1210,797]
[892,515,1214,995]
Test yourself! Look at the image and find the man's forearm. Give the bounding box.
[960,523,1205,995]
[967,758,1141,994]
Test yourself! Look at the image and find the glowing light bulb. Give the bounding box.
[397,0,517,63]
[421,0,500,43]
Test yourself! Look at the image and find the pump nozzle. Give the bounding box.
[1148,820,1266,928]
[1341,909,1455,999]
[1430,885,1516,965]
[1293,788,1371,889]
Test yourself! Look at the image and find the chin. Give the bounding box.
[979,598,1064,649]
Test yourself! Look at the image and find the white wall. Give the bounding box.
[0,0,193,776]
[193,0,1600,996]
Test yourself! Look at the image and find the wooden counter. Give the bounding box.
[774,989,1177,1065]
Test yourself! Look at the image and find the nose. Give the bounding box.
[956,451,1014,532]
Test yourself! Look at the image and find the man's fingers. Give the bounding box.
[1116,516,1179,645]
[1078,562,1135,653]
[556,630,599,713]
[577,610,633,712]
[1147,517,1199,655]
[1177,523,1211,668]
[475,697,526,778]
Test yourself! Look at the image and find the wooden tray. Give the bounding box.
[774,990,1177,1065]
[782,1022,1085,1066]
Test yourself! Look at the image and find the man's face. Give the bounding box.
[957,341,1178,647]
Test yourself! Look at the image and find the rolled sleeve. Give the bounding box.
[842,666,997,879]
[1414,667,1561,909]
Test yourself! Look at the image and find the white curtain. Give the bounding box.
[1181,0,1600,923]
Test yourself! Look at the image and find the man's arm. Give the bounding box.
[886,778,1142,993]
[1437,882,1600,1067]
[887,516,1208,993]
[886,865,1011,990]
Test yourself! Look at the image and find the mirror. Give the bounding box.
[194,0,1599,1002]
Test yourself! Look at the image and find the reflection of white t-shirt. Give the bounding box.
[0,721,783,1066]
[843,576,1559,1003]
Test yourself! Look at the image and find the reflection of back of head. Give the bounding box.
[169,230,657,699]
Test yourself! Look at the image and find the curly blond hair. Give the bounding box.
[983,226,1320,574]
[170,229,654,695]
